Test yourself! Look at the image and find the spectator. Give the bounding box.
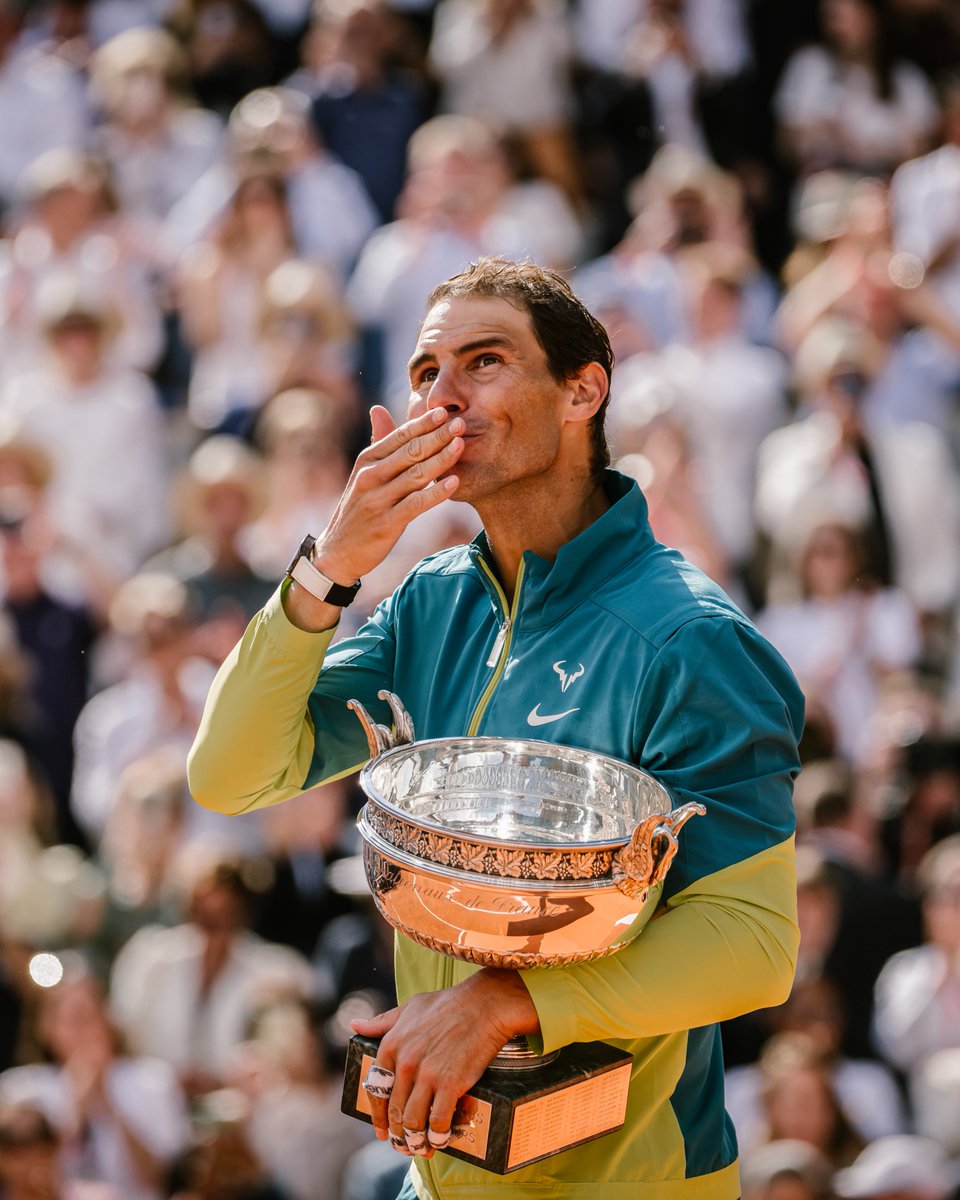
[576,144,777,350]
[626,245,788,583]
[757,520,921,764]
[176,171,303,430]
[832,1135,958,1200]
[253,781,358,959]
[740,1139,835,1200]
[0,2,90,209]
[255,259,357,417]
[0,1103,121,1200]
[109,855,313,1095]
[298,0,427,222]
[430,0,579,200]
[165,85,378,279]
[95,751,189,963]
[873,834,960,1090]
[754,1032,865,1168]
[0,967,189,1200]
[754,317,960,621]
[0,485,96,841]
[69,574,222,849]
[227,996,371,1200]
[0,277,170,593]
[242,386,354,579]
[774,0,937,176]
[890,73,960,329]
[89,27,224,228]
[0,149,164,377]
[166,0,278,117]
[150,434,274,643]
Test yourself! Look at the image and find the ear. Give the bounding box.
[562,362,608,427]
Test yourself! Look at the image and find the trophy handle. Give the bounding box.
[347,690,417,759]
[612,802,706,900]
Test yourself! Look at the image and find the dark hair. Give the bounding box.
[0,1105,59,1150]
[425,257,615,481]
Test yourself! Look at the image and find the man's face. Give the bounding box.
[406,295,571,505]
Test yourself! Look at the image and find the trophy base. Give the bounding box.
[342,1034,632,1175]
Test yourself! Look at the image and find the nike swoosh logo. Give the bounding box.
[526,704,580,726]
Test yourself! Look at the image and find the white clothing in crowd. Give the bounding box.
[625,336,787,565]
[725,1055,907,1155]
[93,107,225,225]
[754,412,960,615]
[873,944,960,1074]
[573,0,752,80]
[246,1082,371,1200]
[430,0,572,131]
[1,365,170,580]
[70,660,262,852]
[164,157,379,281]
[0,1058,189,1200]
[0,44,89,204]
[757,589,921,764]
[110,924,314,1080]
[774,47,938,172]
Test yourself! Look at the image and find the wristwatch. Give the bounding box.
[284,534,361,607]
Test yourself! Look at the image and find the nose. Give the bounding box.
[424,366,467,415]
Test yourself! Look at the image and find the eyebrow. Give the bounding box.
[407,335,516,382]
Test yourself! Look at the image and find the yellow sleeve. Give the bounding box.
[520,837,798,1050]
[187,584,338,815]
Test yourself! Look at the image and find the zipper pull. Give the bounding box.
[486,618,511,668]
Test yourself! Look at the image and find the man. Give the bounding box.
[189,257,804,1199]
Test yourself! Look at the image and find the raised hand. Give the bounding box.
[284,404,464,631]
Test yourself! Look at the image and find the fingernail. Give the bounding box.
[431,408,445,422]
[449,417,464,434]
[443,476,458,491]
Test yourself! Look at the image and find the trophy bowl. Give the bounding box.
[342,694,706,1171]
[352,693,705,971]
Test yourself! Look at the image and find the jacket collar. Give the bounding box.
[470,470,655,630]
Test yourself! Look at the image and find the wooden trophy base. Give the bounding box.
[341,1034,632,1174]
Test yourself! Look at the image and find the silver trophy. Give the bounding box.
[341,690,704,1172]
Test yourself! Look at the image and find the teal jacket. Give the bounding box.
[190,471,805,1200]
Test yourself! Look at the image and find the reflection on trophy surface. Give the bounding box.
[341,690,705,1172]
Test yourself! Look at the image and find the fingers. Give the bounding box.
[369,404,396,444]
[365,406,463,477]
[352,1007,401,1039]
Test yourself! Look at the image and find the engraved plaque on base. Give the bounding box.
[342,1035,633,1175]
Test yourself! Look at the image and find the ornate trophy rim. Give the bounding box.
[359,733,674,855]
[359,809,626,891]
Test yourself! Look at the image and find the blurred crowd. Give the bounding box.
[0,0,958,1198]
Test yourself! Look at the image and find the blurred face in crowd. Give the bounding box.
[39,976,115,1064]
[37,181,102,246]
[823,0,878,54]
[190,879,249,942]
[764,1064,843,1151]
[924,862,960,958]
[801,525,862,600]
[48,316,107,386]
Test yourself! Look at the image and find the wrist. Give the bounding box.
[285,534,361,609]
[474,968,540,1037]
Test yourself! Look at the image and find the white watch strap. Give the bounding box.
[289,553,338,602]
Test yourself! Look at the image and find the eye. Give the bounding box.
[474,353,501,368]
[416,367,439,386]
